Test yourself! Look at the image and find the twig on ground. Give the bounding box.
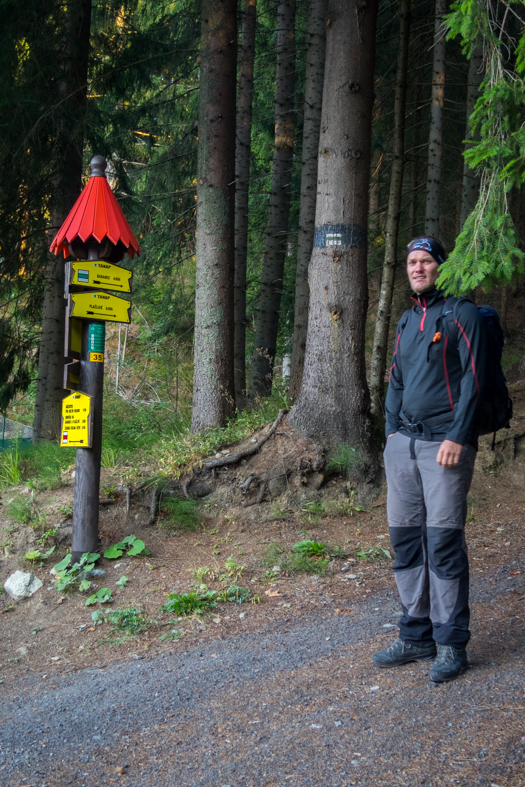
[147,486,160,525]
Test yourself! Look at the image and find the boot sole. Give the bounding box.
[373,653,436,668]
[429,663,468,682]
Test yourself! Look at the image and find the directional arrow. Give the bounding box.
[68,260,133,293]
[68,291,132,324]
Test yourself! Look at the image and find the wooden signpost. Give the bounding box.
[51,155,140,561]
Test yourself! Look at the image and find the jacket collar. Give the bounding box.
[410,288,445,310]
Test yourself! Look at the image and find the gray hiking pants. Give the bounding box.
[384,432,476,648]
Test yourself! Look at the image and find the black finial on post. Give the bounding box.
[89,155,107,178]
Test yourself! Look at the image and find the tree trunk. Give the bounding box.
[234,0,257,408]
[459,45,484,230]
[407,81,423,238]
[287,0,379,476]
[248,0,296,399]
[369,0,410,418]
[288,0,327,400]
[32,0,92,442]
[424,0,446,237]
[191,0,237,433]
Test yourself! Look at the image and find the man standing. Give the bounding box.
[373,236,487,682]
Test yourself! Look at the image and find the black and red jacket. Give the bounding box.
[385,289,487,445]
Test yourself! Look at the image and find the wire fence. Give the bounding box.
[0,414,32,451]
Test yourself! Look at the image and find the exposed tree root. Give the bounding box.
[203,409,288,470]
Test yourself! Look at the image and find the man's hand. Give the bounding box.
[436,439,463,467]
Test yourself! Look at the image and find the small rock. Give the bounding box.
[4,571,43,601]
[370,686,380,691]
[16,646,29,656]
[239,612,247,619]
[383,623,396,628]
[272,566,281,573]
[334,721,343,727]
[78,569,106,580]
[347,574,357,579]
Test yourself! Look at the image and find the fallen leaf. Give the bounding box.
[510,571,522,576]
[115,765,127,775]
[265,589,281,597]
[88,626,96,632]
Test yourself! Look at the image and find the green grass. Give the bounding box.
[5,495,33,525]
[104,607,151,635]
[160,497,202,532]
[262,542,329,575]
[325,444,361,478]
[154,384,290,478]
[160,590,218,615]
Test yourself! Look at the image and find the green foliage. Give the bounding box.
[160,498,202,532]
[262,542,329,575]
[220,556,245,582]
[355,545,392,562]
[325,445,361,478]
[103,535,149,559]
[104,607,150,634]
[292,540,326,557]
[5,495,33,525]
[53,552,100,593]
[0,443,22,487]
[85,588,113,606]
[217,585,251,604]
[155,390,290,478]
[160,590,218,616]
[115,575,129,588]
[441,1,525,292]
[24,546,55,565]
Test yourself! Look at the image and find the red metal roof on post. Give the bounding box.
[50,155,141,261]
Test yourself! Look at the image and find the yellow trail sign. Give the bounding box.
[69,260,133,293]
[69,291,131,323]
[60,391,92,447]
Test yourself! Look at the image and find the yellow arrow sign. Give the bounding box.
[69,292,132,323]
[69,260,133,293]
[60,391,92,447]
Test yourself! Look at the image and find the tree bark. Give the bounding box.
[288,0,327,400]
[287,0,379,476]
[191,0,237,433]
[459,45,484,230]
[407,81,423,237]
[234,0,257,408]
[248,0,296,399]
[369,0,410,418]
[33,0,92,442]
[424,0,446,237]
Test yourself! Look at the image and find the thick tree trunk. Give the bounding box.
[191,0,237,432]
[288,0,327,400]
[288,0,379,476]
[234,0,257,408]
[424,0,446,237]
[369,0,410,418]
[460,46,484,230]
[33,0,91,442]
[248,0,296,399]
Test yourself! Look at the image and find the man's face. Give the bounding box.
[406,250,440,294]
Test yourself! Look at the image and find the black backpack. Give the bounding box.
[443,298,512,441]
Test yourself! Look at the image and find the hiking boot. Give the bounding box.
[429,645,468,682]
[372,638,437,668]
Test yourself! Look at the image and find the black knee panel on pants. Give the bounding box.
[427,527,468,580]
[390,526,425,571]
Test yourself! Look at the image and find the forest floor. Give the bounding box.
[0,375,524,786]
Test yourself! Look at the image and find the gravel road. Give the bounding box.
[1,566,524,787]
